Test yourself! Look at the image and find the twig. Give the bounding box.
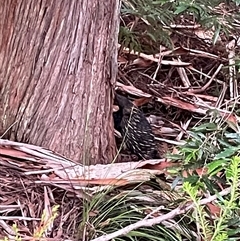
[90,187,231,241]
[226,39,238,99]
[186,64,223,94]
[0,121,18,138]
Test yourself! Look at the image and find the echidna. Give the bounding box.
[113,94,159,159]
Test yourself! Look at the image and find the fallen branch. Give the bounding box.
[90,187,231,241]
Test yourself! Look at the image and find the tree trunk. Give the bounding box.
[0,0,119,164]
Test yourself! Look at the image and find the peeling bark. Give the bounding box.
[0,0,120,164]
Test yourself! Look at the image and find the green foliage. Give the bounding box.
[233,0,240,5]
[119,26,142,53]
[33,205,59,238]
[176,120,240,240]
[80,183,196,240]
[183,157,240,241]
[120,0,239,53]
[183,181,212,239]
[0,205,59,241]
[178,122,240,168]
[120,0,174,52]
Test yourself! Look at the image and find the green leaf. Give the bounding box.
[188,131,205,142]
[218,139,233,148]
[166,153,183,160]
[183,176,201,187]
[146,32,157,42]
[181,147,198,153]
[214,147,240,159]
[207,159,227,175]
[224,133,240,145]
[192,123,218,132]
[174,4,188,14]
[233,0,240,6]
[185,153,195,163]
[212,24,221,45]
[226,156,240,180]
[202,175,217,193]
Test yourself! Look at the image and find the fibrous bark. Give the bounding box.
[0,0,120,164]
